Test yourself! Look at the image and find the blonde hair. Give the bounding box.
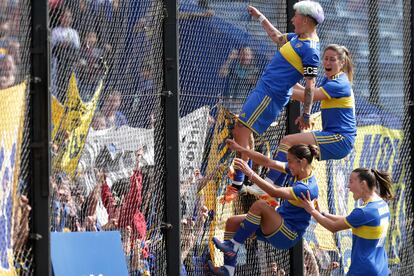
[324,44,354,83]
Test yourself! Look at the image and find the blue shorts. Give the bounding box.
[312,131,355,160]
[256,219,301,250]
[238,89,290,135]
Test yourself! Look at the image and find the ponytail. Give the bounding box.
[288,144,320,164]
[352,168,394,201]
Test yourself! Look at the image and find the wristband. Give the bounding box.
[258,14,266,23]
[302,112,310,123]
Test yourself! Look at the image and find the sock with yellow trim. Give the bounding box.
[233,211,261,246]
[266,143,289,186]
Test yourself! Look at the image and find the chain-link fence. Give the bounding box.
[49,0,166,274]
[1,0,413,275]
[0,0,33,275]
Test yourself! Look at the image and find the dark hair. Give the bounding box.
[352,168,394,201]
[288,144,319,164]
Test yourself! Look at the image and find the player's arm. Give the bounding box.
[292,83,329,102]
[299,191,350,233]
[233,157,295,199]
[227,139,286,173]
[247,5,286,46]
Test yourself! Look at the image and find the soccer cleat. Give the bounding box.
[212,237,237,258]
[207,260,232,276]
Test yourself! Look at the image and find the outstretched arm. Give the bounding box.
[233,158,295,199]
[247,5,286,46]
[299,191,350,233]
[227,139,285,172]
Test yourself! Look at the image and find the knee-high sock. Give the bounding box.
[232,159,252,188]
[224,231,235,241]
[233,211,261,245]
[266,143,289,186]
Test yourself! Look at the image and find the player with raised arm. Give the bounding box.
[228,1,324,198]
[263,44,356,188]
[209,144,319,276]
[299,168,393,276]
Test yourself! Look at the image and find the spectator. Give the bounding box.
[91,111,107,130]
[101,91,128,128]
[51,7,81,102]
[219,47,259,113]
[78,31,106,101]
[0,54,16,89]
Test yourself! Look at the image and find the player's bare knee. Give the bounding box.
[250,199,268,213]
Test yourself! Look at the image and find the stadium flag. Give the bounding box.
[0,82,26,274]
[198,107,235,265]
[51,95,64,140]
[302,113,337,251]
[53,73,103,176]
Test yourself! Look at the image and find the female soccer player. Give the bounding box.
[230,1,324,190]
[209,144,319,276]
[299,168,393,276]
[265,44,356,188]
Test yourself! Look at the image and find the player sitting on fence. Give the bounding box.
[209,144,319,276]
[263,44,356,190]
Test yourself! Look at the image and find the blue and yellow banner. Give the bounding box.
[52,73,103,176]
[0,82,26,275]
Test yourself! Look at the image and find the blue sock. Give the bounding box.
[233,212,261,244]
[266,143,289,186]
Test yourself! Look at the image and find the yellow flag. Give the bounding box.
[51,95,64,139]
[54,73,103,176]
[0,82,26,274]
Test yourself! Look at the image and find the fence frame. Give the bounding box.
[30,0,51,275]
[162,0,182,274]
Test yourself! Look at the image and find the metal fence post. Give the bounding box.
[286,0,304,275]
[162,0,181,274]
[30,0,51,275]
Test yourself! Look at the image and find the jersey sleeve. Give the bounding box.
[320,78,350,99]
[345,208,368,228]
[285,33,296,42]
[290,183,310,201]
[302,47,320,77]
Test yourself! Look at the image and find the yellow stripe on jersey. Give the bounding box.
[320,87,332,99]
[344,218,353,228]
[246,96,271,126]
[352,225,387,240]
[279,42,303,75]
[321,96,354,109]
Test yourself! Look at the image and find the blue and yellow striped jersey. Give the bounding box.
[277,165,319,234]
[319,72,356,137]
[344,199,390,276]
[257,33,320,102]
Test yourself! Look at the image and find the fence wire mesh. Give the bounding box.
[49,0,166,275]
[178,0,291,274]
[0,0,33,275]
[6,0,410,275]
[179,0,414,275]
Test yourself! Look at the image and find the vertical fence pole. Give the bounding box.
[368,0,380,105]
[30,0,51,275]
[162,0,181,273]
[286,1,303,275]
[409,0,414,244]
